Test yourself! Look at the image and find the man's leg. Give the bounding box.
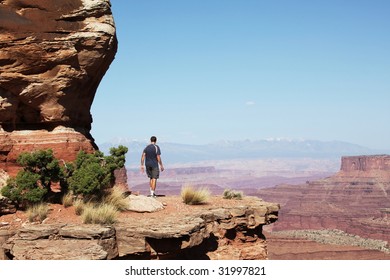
[150,178,157,196]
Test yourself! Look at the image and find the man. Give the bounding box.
[140,136,164,197]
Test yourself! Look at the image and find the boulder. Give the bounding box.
[126,195,165,213]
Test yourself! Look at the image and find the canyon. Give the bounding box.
[257,155,390,259]
[1,0,389,260]
[128,155,390,259]
[0,0,281,260]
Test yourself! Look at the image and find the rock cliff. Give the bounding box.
[0,0,117,175]
[257,155,390,244]
[0,196,279,260]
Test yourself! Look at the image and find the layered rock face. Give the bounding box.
[2,224,118,260]
[116,197,279,260]
[0,127,96,176]
[258,155,390,244]
[0,0,117,132]
[0,0,117,174]
[339,155,390,179]
[1,196,280,260]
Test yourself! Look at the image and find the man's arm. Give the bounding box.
[140,153,145,173]
[157,155,164,172]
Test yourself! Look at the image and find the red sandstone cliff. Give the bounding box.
[0,0,117,176]
[258,155,390,244]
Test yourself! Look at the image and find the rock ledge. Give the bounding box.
[1,196,279,260]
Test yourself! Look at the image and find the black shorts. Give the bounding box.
[146,166,159,179]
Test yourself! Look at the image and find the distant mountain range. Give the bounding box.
[98,138,390,165]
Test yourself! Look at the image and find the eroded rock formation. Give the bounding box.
[1,196,280,260]
[0,0,116,132]
[0,0,117,174]
[258,155,390,244]
[339,155,390,179]
[0,126,96,176]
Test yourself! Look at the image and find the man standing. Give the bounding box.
[141,136,164,197]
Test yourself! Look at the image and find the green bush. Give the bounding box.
[1,146,128,206]
[1,149,62,205]
[67,151,110,197]
[67,146,128,198]
[17,149,63,184]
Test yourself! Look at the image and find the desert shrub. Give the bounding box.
[1,146,128,205]
[26,203,49,223]
[67,146,128,198]
[223,189,243,200]
[103,186,129,211]
[1,171,46,205]
[0,149,64,205]
[181,185,210,205]
[81,203,118,224]
[106,146,128,172]
[67,151,110,197]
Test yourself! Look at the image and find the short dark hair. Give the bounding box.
[150,136,157,142]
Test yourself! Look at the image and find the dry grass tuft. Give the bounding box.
[181,185,210,205]
[62,192,75,208]
[103,186,128,211]
[73,199,85,216]
[81,203,118,224]
[26,203,49,223]
[223,189,243,200]
[71,186,128,224]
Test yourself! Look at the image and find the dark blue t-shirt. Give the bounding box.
[143,144,161,168]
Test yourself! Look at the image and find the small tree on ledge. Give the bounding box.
[67,145,128,199]
[1,149,64,206]
[1,145,128,207]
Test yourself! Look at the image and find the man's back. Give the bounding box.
[143,144,161,167]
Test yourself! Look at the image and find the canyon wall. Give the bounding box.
[0,0,117,175]
[258,155,390,244]
[340,155,390,172]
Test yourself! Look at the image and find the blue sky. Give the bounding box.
[91,0,390,149]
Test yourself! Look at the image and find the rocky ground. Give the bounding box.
[2,194,389,260]
[266,229,390,260]
[0,195,258,231]
[266,234,390,260]
[0,195,280,260]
